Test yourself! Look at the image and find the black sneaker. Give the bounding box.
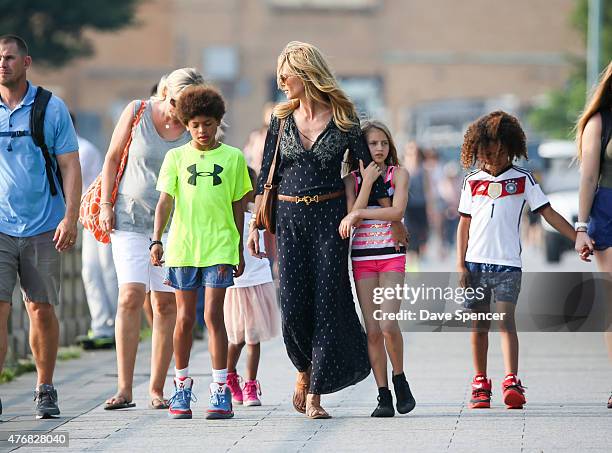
[371,387,395,417]
[76,332,115,350]
[608,393,612,409]
[34,384,60,419]
[392,372,416,414]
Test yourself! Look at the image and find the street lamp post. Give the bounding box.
[587,0,602,92]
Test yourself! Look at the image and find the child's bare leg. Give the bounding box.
[471,305,491,375]
[497,302,518,375]
[204,287,229,370]
[356,276,388,387]
[246,343,260,381]
[174,289,197,369]
[379,272,405,375]
[227,342,245,373]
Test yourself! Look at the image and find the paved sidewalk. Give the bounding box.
[0,331,610,452]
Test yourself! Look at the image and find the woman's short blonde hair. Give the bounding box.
[273,41,357,132]
[154,67,206,101]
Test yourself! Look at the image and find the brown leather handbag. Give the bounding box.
[255,118,285,234]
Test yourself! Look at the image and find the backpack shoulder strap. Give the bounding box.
[30,86,61,196]
[30,86,52,148]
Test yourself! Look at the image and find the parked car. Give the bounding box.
[537,140,579,262]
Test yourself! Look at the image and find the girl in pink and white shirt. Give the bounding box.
[339,120,415,418]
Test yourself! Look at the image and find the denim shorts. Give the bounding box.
[165,265,234,290]
[588,186,612,251]
[464,261,522,308]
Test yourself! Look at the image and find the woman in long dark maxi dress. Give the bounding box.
[247,41,389,419]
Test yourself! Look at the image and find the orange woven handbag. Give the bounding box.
[79,101,147,243]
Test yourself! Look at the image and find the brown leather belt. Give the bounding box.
[278,190,345,205]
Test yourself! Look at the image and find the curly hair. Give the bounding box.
[460,111,527,169]
[176,85,225,125]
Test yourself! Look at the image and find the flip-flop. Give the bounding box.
[149,397,169,410]
[306,404,331,419]
[104,396,136,410]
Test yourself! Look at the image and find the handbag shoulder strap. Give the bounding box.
[132,100,147,133]
[265,117,285,188]
[111,101,147,201]
[121,100,146,160]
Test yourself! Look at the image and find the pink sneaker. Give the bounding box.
[226,372,243,405]
[243,380,262,407]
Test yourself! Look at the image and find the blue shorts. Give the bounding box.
[588,186,612,251]
[464,262,522,308]
[165,265,234,290]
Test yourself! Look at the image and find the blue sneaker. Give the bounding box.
[206,383,234,419]
[168,377,196,419]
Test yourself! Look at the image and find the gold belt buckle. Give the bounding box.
[296,195,319,205]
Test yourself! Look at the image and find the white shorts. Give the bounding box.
[110,230,174,293]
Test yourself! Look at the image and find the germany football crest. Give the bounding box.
[505,181,518,194]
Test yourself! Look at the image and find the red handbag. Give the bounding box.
[79,101,147,243]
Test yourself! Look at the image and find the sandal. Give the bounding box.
[292,369,310,414]
[306,397,331,420]
[149,397,169,410]
[104,394,136,410]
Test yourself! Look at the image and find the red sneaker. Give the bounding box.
[226,372,243,405]
[469,375,492,409]
[502,374,526,409]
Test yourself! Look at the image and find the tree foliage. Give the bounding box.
[0,0,141,67]
[528,0,612,139]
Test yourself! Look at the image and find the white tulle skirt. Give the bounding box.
[224,282,280,345]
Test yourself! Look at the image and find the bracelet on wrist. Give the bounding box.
[100,201,113,207]
[576,228,588,233]
[248,219,260,232]
[574,221,588,231]
[149,240,163,250]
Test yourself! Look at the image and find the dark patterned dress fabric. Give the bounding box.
[256,114,387,394]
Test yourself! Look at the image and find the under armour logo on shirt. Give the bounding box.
[187,164,223,186]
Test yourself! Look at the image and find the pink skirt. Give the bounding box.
[224,282,280,345]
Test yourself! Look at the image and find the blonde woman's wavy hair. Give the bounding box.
[273,41,357,132]
[576,61,612,161]
[154,67,206,101]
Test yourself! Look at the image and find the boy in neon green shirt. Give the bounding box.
[151,85,251,420]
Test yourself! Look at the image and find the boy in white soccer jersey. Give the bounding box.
[456,111,580,409]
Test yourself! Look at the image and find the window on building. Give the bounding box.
[267,0,380,11]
